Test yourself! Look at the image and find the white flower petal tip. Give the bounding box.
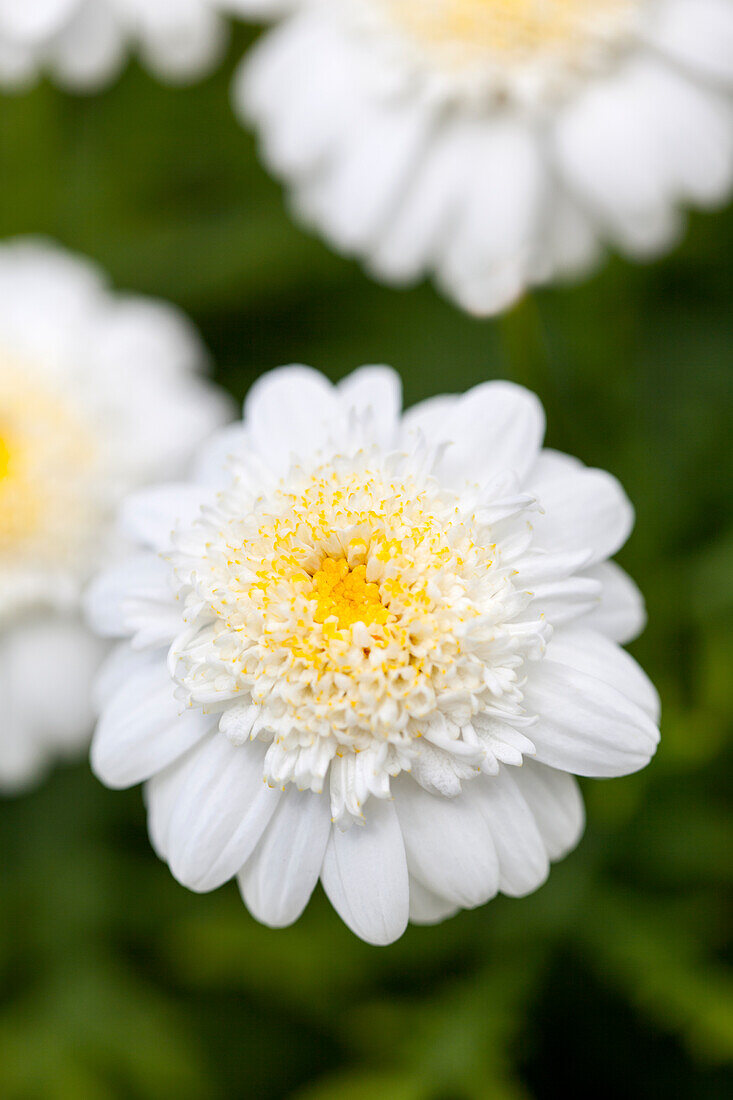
[89,363,659,943]
[0,0,228,92]
[231,0,733,313]
[0,237,230,793]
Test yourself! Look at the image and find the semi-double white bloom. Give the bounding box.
[0,239,229,791]
[88,364,660,945]
[230,0,733,314]
[0,0,226,91]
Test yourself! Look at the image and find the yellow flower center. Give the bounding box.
[174,452,551,817]
[0,361,98,561]
[0,433,11,480]
[380,0,637,68]
[0,422,42,553]
[311,556,390,630]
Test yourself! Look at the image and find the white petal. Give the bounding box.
[193,422,249,487]
[580,561,646,644]
[295,90,435,255]
[513,549,594,586]
[0,0,77,40]
[321,799,409,945]
[245,365,341,472]
[92,642,160,711]
[145,749,196,861]
[370,114,486,285]
[238,786,331,928]
[512,761,585,862]
[527,450,634,566]
[0,718,45,793]
[336,365,402,449]
[434,381,545,487]
[647,0,733,90]
[659,64,733,209]
[524,658,660,778]
[437,118,546,316]
[120,484,207,551]
[84,553,178,646]
[539,187,603,282]
[134,0,226,85]
[401,395,459,444]
[553,60,684,256]
[238,12,370,176]
[394,778,499,909]
[610,56,733,209]
[546,629,660,722]
[87,298,230,482]
[91,660,211,789]
[164,733,281,892]
[48,0,127,91]
[222,0,292,16]
[0,35,37,88]
[408,877,459,926]
[408,741,464,798]
[2,614,105,756]
[478,769,550,897]
[525,574,602,628]
[0,238,104,368]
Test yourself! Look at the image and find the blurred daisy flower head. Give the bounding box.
[88,364,660,945]
[229,0,733,315]
[0,239,229,791]
[0,0,227,91]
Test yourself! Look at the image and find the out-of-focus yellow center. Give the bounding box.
[312,556,390,629]
[0,434,11,480]
[0,363,97,558]
[382,0,636,64]
[0,422,42,552]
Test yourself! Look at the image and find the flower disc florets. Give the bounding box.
[171,447,548,821]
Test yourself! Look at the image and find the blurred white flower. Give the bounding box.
[0,0,227,91]
[0,239,229,791]
[88,364,659,945]
[230,0,733,314]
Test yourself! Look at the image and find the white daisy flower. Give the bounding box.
[0,238,229,791]
[229,0,733,315]
[0,0,227,91]
[88,364,660,945]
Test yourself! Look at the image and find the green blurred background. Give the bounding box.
[1,26,731,1100]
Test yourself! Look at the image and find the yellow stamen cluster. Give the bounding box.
[381,0,636,66]
[235,467,474,677]
[184,461,498,731]
[311,556,390,630]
